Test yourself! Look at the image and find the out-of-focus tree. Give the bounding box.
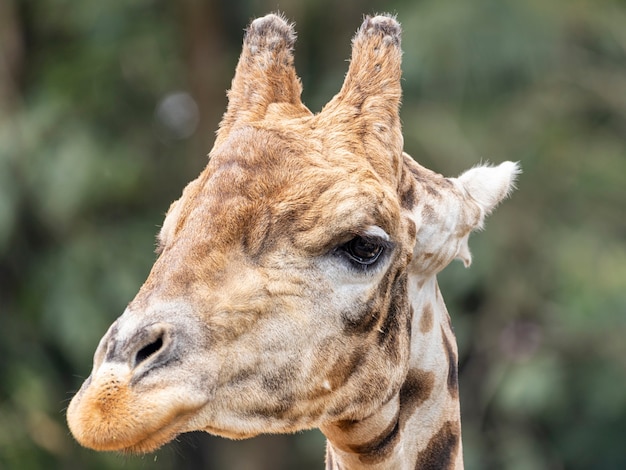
[0,0,624,469]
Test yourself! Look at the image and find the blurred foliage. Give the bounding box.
[1,0,625,469]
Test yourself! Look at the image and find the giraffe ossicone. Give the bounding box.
[67,13,519,469]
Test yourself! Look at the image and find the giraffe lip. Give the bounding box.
[67,362,213,454]
[70,404,202,454]
[114,413,193,454]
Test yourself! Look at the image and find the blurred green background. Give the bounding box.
[1,0,625,469]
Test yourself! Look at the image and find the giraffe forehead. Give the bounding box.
[169,127,402,251]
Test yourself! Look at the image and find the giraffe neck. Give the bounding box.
[321,277,463,470]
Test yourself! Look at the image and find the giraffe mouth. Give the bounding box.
[66,362,212,454]
[68,390,207,454]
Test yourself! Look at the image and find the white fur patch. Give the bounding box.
[457,161,521,215]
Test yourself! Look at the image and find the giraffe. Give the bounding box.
[67,13,519,469]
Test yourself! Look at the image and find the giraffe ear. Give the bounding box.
[451,161,520,267]
[215,14,308,146]
[457,161,521,221]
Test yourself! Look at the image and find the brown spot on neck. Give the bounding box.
[346,409,401,465]
[415,421,461,470]
[419,303,434,333]
[399,369,435,424]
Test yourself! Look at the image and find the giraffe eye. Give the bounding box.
[340,236,386,266]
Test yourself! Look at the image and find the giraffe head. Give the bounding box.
[67,14,518,454]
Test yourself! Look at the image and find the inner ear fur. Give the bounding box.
[457,161,521,220]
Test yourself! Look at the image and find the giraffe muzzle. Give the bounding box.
[67,319,211,452]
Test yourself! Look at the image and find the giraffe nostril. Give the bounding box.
[134,335,164,367]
